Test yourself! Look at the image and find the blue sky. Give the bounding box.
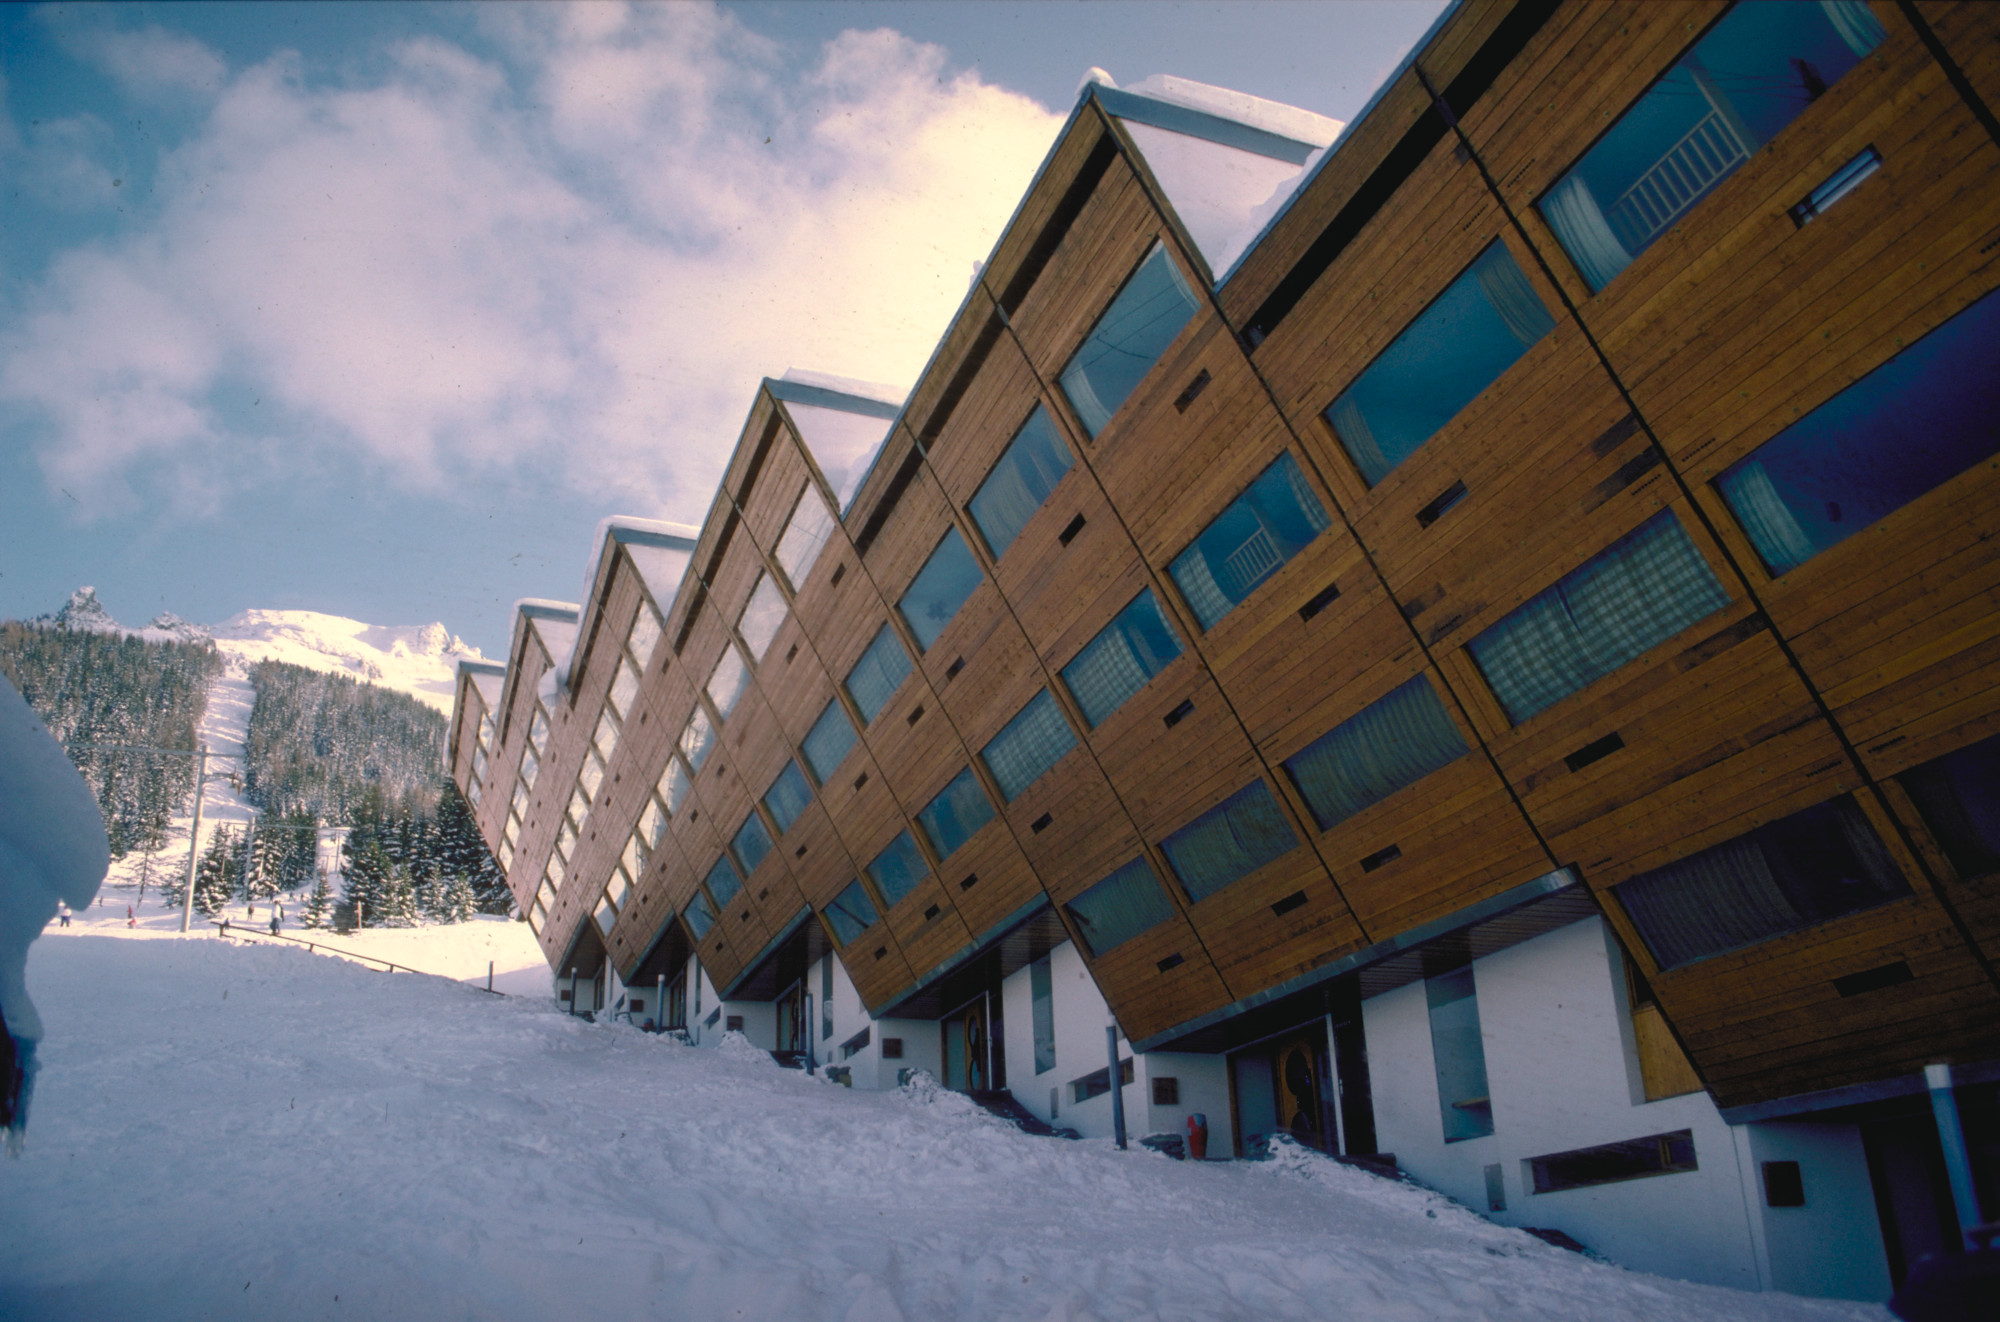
[0,0,1446,657]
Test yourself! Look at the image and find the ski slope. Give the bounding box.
[0,924,1885,1322]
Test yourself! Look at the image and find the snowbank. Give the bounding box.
[0,927,1886,1322]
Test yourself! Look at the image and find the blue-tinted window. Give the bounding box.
[823,879,879,946]
[1540,0,1886,291]
[969,405,1074,559]
[1030,956,1056,1074]
[917,768,996,861]
[867,831,930,908]
[845,624,912,725]
[1065,857,1177,957]
[1718,285,2000,576]
[685,888,717,938]
[763,761,812,836]
[1427,964,1495,1142]
[729,813,772,878]
[1061,590,1182,728]
[1324,242,1555,485]
[1613,795,1908,971]
[801,699,859,783]
[1168,453,1331,630]
[1284,676,1469,830]
[1467,512,1730,724]
[1160,781,1299,904]
[980,690,1078,802]
[1900,733,2000,880]
[897,528,983,652]
[1059,244,1202,437]
[703,854,741,908]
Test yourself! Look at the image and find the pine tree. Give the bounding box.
[241,823,287,903]
[377,861,419,927]
[192,826,238,918]
[302,869,334,929]
[340,832,393,928]
[438,873,478,923]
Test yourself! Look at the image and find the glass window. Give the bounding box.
[1160,780,1299,903]
[629,599,664,670]
[657,750,694,812]
[917,768,996,861]
[763,761,813,836]
[638,796,667,851]
[1718,285,2000,576]
[528,707,550,755]
[593,710,618,761]
[1031,956,1056,1074]
[679,707,716,771]
[707,646,751,720]
[1283,676,1470,830]
[1065,856,1177,956]
[1467,512,1731,725]
[1427,962,1495,1142]
[686,887,717,938]
[824,879,879,946]
[738,573,788,661]
[1059,243,1202,437]
[1899,733,2000,880]
[1540,0,1886,291]
[605,867,630,911]
[1613,794,1910,971]
[578,750,605,800]
[1061,590,1183,728]
[845,624,912,725]
[1168,453,1332,630]
[980,690,1078,802]
[867,830,929,908]
[897,528,983,652]
[705,854,743,908]
[801,699,859,783]
[609,655,641,719]
[969,405,1074,559]
[775,485,837,588]
[730,812,773,877]
[593,898,617,936]
[1325,242,1555,486]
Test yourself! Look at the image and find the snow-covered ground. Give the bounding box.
[1,923,1886,1322]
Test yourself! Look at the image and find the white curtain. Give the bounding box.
[1541,175,1634,292]
[1327,390,1392,486]
[1472,244,1556,346]
[1822,0,1887,56]
[1719,460,1817,575]
[1170,546,1233,631]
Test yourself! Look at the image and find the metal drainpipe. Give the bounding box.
[1926,1063,1987,1248]
[1107,1021,1128,1151]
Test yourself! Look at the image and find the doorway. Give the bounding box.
[942,995,989,1092]
[775,979,807,1057]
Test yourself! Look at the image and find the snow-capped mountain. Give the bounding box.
[26,588,483,713]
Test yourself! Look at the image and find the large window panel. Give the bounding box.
[657,750,694,813]
[1065,857,1177,957]
[1718,285,2000,576]
[845,624,913,726]
[1900,733,2000,880]
[1612,795,1910,971]
[801,699,859,783]
[707,646,751,720]
[1466,512,1731,725]
[704,854,743,908]
[1160,781,1300,904]
[679,708,716,772]
[917,768,996,861]
[1283,676,1470,830]
[1324,242,1555,485]
[867,830,930,908]
[824,879,879,946]
[969,405,1074,559]
[629,598,665,670]
[1427,963,1496,1142]
[1168,453,1331,630]
[686,887,718,938]
[898,528,983,652]
[980,690,1078,803]
[775,485,836,589]
[1058,243,1202,438]
[730,812,773,878]
[1540,0,1886,291]
[738,573,788,661]
[1061,589,1183,728]
[763,761,813,836]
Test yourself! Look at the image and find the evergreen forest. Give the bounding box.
[0,620,220,859]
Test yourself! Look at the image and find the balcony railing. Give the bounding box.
[1605,109,1750,250]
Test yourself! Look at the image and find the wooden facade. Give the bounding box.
[454,0,2000,1114]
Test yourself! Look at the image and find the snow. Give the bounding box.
[0,922,1888,1322]
[782,401,897,514]
[1119,75,1341,153]
[210,609,484,714]
[1120,121,1317,276]
[778,367,907,408]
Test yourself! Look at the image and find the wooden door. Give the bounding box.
[1273,1030,1329,1151]
[942,998,988,1092]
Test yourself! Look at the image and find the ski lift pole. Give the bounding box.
[179,744,208,934]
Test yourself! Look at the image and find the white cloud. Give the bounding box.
[41,8,228,103]
[1,2,1062,521]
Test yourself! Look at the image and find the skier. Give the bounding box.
[269,912,280,936]
[56,902,69,928]
[1,675,110,1154]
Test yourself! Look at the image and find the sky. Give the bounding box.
[0,0,1449,659]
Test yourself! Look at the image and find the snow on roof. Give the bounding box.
[1089,75,1343,280]
[562,517,699,688]
[768,373,905,515]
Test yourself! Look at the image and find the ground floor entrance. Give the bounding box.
[942,989,1005,1093]
[1230,1013,1376,1158]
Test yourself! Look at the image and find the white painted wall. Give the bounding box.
[1746,1120,1893,1300]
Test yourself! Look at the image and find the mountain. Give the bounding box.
[25,589,485,713]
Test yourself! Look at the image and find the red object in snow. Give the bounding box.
[1187,1112,1209,1161]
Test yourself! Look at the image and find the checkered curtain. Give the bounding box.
[981,690,1078,802]
[1162,781,1299,903]
[1285,675,1470,830]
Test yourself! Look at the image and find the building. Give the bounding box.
[447,0,2000,1300]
